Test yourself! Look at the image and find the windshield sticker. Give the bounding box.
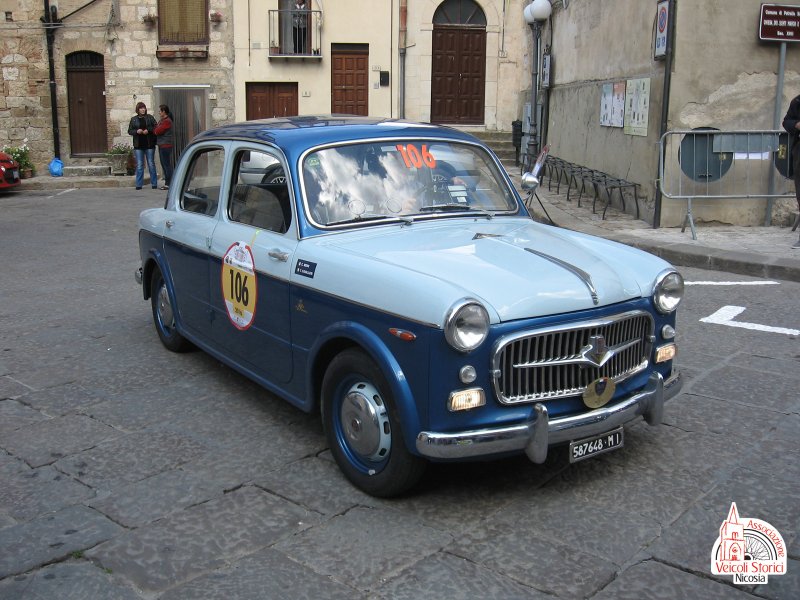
[447,185,469,202]
[295,259,317,278]
[221,242,257,330]
[395,144,436,169]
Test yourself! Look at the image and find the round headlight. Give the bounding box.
[444,300,489,353]
[653,270,684,314]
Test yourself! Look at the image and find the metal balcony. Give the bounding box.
[268,9,322,57]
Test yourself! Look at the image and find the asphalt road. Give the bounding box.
[0,187,798,599]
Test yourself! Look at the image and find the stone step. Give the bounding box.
[471,130,513,143]
[485,140,516,151]
[491,148,517,161]
[62,165,111,178]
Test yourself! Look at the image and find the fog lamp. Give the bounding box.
[448,388,485,412]
[661,324,676,340]
[655,343,677,363]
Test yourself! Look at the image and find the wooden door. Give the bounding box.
[430,26,486,124]
[246,83,299,119]
[331,49,368,116]
[66,52,107,155]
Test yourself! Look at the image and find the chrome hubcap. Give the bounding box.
[340,381,391,462]
[157,284,175,329]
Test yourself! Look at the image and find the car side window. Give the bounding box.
[180,148,225,216]
[228,150,292,234]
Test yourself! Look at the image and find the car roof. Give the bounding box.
[191,115,482,155]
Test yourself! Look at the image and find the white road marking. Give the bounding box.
[685,281,779,286]
[48,189,76,199]
[700,306,799,336]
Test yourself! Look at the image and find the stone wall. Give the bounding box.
[542,0,800,226]
[0,0,235,174]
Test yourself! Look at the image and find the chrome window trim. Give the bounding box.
[297,136,519,230]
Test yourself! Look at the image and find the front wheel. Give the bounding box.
[321,349,426,497]
[150,269,192,352]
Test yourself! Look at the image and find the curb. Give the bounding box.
[16,175,143,190]
[527,193,800,283]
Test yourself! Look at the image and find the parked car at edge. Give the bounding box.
[136,116,684,497]
[0,151,21,190]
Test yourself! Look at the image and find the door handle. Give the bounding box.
[268,249,289,262]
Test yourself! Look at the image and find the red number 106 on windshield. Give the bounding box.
[396,144,437,169]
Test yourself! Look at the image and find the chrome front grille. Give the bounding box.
[492,310,653,404]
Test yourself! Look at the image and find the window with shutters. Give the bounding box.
[158,0,208,45]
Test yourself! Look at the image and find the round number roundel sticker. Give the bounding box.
[221,242,257,330]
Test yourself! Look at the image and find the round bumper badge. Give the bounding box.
[222,242,257,330]
[583,377,616,409]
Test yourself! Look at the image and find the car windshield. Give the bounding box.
[301,140,518,227]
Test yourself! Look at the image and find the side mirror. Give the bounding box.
[521,172,540,191]
[522,145,550,190]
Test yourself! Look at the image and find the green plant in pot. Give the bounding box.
[108,143,133,176]
[3,142,34,177]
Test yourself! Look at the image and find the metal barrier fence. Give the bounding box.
[658,129,796,239]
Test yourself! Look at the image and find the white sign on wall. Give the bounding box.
[600,82,626,127]
[541,54,551,88]
[624,78,650,136]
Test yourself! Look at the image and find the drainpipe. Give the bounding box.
[43,0,61,159]
[653,0,675,229]
[399,0,407,118]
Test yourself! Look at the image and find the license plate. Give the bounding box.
[13,170,19,179]
[569,427,624,463]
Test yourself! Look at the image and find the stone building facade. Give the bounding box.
[2,0,535,176]
[231,1,531,131]
[0,0,235,174]
[539,0,800,226]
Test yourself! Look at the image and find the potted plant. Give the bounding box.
[142,12,157,25]
[3,142,33,178]
[209,10,223,23]
[108,143,133,176]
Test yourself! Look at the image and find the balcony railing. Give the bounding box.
[268,9,322,57]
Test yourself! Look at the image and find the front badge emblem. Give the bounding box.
[583,377,616,409]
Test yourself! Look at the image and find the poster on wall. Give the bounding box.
[623,78,650,136]
[600,82,625,127]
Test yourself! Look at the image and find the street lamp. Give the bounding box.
[524,0,552,164]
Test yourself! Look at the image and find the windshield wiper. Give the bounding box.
[327,214,414,226]
[418,204,494,219]
[327,214,391,226]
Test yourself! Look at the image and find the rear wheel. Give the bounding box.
[322,349,426,497]
[260,164,286,184]
[150,269,191,352]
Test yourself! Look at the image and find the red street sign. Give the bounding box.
[760,3,800,42]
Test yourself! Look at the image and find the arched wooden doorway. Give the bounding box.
[66,51,107,155]
[430,0,487,124]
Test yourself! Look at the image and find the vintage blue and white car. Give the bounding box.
[136,116,683,497]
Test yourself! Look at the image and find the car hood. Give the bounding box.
[301,218,670,324]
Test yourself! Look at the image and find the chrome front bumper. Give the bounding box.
[416,371,682,463]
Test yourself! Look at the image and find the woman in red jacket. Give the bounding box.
[154,105,174,190]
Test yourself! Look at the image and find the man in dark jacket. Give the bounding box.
[127,102,158,190]
[154,105,174,190]
[782,95,800,247]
